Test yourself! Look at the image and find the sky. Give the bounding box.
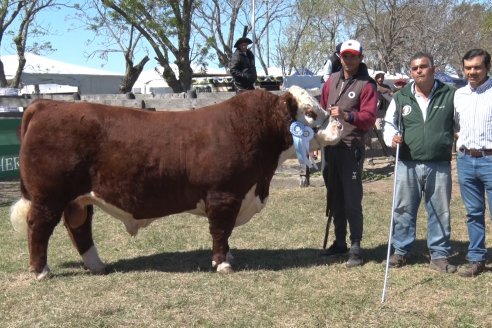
[1,5,155,75]
[1,2,283,77]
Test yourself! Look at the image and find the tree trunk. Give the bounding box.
[119,55,150,94]
[0,60,8,87]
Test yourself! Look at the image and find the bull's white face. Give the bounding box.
[287,85,342,146]
[288,85,327,127]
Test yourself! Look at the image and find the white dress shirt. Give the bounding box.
[454,78,492,150]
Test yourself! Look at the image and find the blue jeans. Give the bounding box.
[456,151,492,262]
[392,160,452,259]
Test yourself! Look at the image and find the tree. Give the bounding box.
[10,0,62,88]
[250,0,293,75]
[338,0,492,75]
[0,0,69,88]
[102,0,198,93]
[192,0,292,76]
[0,0,24,86]
[275,0,343,75]
[75,0,149,93]
[192,0,244,72]
[444,2,492,75]
[340,0,421,73]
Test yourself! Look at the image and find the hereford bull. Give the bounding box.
[10,86,341,280]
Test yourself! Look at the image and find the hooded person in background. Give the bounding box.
[322,42,343,83]
[319,40,377,267]
[229,37,257,93]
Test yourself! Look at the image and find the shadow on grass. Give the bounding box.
[58,238,474,275]
[59,248,356,274]
[362,239,472,266]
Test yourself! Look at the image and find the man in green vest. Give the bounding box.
[383,52,457,273]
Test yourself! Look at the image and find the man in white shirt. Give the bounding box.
[454,48,492,277]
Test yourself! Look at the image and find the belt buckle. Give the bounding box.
[470,149,483,157]
[460,147,479,157]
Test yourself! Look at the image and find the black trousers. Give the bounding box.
[322,143,365,245]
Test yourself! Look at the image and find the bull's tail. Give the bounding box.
[10,198,31,235]
[11,170,31,236]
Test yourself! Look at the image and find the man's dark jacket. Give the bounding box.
[230,49,257,90]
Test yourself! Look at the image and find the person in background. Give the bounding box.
[367,71,392,164]
[319,39,377,267]
[374,72,393,113]
[302,42,343,172]
[229,37,257,93]
[383,52,457,273]
[454,48,492,277]
[322,42,343,83]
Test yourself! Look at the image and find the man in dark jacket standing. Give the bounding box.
[383,52,457,274]
[230,37,257,93]
[319,39,377,267]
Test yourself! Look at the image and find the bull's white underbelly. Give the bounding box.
[73,184,268,236]
[73,193,156,236]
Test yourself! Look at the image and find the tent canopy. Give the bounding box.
[1,53,124,94]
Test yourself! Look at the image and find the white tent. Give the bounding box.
[132,65,230,95]
[132,67,172,95]
[1,53,124,95]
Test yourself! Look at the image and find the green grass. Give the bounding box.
[0,173,491,327]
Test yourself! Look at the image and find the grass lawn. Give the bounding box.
[0,160,491,327]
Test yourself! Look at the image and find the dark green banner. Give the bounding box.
[0,117,22,180]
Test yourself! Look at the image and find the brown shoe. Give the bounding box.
[429,258,457,273]
[388,254,406,268]
[458,261,485,277]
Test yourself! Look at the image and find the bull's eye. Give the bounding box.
[305,109,317,120]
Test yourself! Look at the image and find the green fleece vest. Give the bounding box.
[394,81,455,161]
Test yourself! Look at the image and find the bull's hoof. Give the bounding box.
[82,246,107,274]
[216,262,234,273]
[33,265,51,280]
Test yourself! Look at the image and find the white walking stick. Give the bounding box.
[381,118,402,303]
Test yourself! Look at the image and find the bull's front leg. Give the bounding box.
[206,195,240,273]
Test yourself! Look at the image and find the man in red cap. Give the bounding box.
[319,39,378,267]
[229,37,257,93]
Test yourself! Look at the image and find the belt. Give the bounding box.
[459,147,492,157]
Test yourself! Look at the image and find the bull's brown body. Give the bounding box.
[11,87,340,279]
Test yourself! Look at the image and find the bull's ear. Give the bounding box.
[283,92,298,119]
